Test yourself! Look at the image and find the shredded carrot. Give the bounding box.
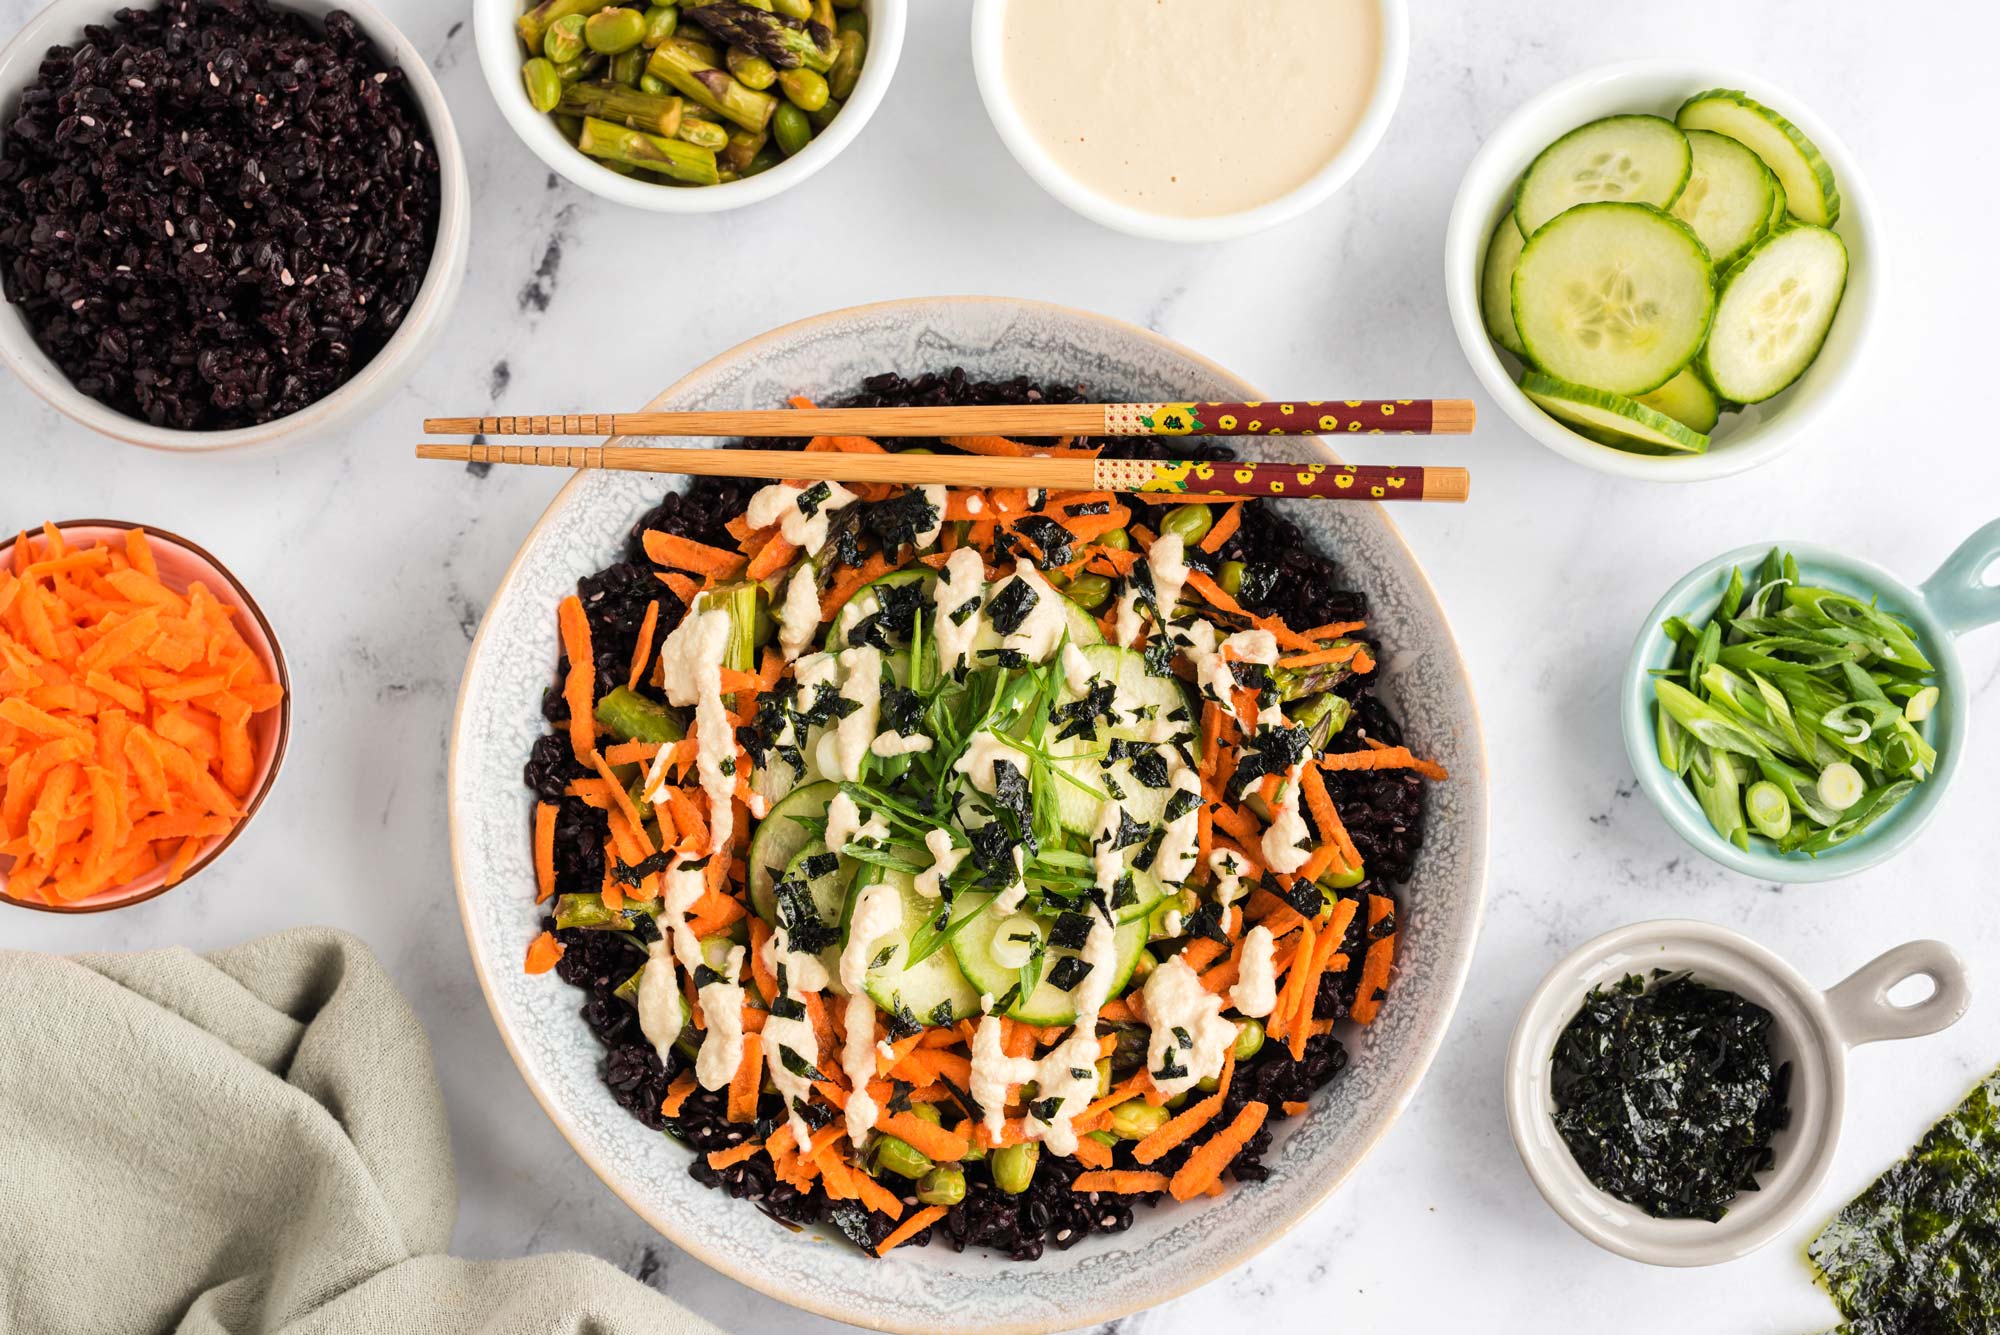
[1321,745,1450,781]
[1071,1133,1114,1169]
[850,1166,905,1219]
[533,802,558,903]
[655,570,701,607]
[1351,901,1398,1025]
[523,930,564,975]
[745,534,801,582]
[1275,643,1364,670]
[1299,763,1361,874]
[1268,920,1316,1043]
[875,1204,949,1256]
[557,595,595,764]
[1074,1170,1170,1195]
[658,1070,699,1119]
[876,1110,969,1163]
[728,1033,764,1122]
[1133,1091,1224,1165]
[1199,502,1242,554]
[820,553,892,621]
[706,1140,763,1169]
[1289,919,1346,1061]
[627,600,660,690]
[642,529,748,578]
[1169,1100,1269,1201]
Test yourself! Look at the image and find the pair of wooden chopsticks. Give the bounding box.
[414,397,1475,503]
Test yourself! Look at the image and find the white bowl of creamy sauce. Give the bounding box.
[972,0,1407,241]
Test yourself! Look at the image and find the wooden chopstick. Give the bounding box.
[422,398,1474,440]
[413,442,1470,503]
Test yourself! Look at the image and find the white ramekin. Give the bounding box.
[969,0,1408,243]
[0,0,470,454]
[476,0,904,214]
[1444,60,1876,482]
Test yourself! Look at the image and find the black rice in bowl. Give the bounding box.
[0,0,441,430]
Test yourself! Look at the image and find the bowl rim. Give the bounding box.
[447,295,1491,1332]
[1442,57,1878,482]
[472,0,907,214]
[0,518,292,914]
[1503,917,1850,1267]
[1619,539,1967,883]
[966,0,1409,243]
[0,0,471,454]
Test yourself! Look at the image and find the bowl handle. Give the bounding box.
[1823,940,1971,1048]
[1918,518,2000,637]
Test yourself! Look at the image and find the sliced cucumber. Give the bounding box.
[748,778,837,920]
[1481,211,1530,358]
[779,840,852,992]
[832,566,1101,663]
[850,867,981,1024]
[1047,643,1199,836]
[1511,202,1715,395]
[949,891,1149,1026]
[1635,366,1723,435]
[1514,114,1691,236]
[1670,128,1780,271]
[1521,371,1710,455]
[1697,224,1848,404]
[1677,89,1839,227]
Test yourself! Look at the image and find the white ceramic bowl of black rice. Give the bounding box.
[0,0,469,452]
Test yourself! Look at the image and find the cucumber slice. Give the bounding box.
[780,840,851,991]
[832,566,1101,661]
[1677,89,1839,227]
[1511,202,1715,395]
[1697,224,1848,404]
[748,778,838,920]
[949,891,1149,1026]
[1514,114,1691,237]
[1481,211,1530,357]
[1635,366,1722,434]
[1047,643,1199,836]
[1671,128,1780,271]
[849,867,981,1024]
[1521,371,1710,455]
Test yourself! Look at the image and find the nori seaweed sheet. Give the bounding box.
[1808,1066,2000,1334]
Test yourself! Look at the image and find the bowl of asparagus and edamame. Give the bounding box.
[476,0,904,210]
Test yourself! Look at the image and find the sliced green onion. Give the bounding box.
[1817,762,1865,812]
[1904,686,1940,723]
[1744,781,1793,840]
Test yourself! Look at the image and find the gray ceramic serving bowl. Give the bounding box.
[1507,919,1970,1267]
[449,297,1490,1333]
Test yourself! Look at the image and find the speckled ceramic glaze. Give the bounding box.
[449,298,1489,1334]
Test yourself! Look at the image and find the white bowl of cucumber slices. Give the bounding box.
[1446,61,1876,481]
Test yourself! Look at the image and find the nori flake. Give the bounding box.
[1550,971,1791,1222]
[1808,1065,2000,1333]
[1048,910,1093,951]
[864,488,943,551]
[1047,955,1092,992]
[985,577,1041,636]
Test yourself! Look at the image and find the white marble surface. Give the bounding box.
[7,2,1999,1331]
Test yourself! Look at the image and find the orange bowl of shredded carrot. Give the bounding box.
[0,520,290,913]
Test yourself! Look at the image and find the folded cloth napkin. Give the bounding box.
[0,927,722,1335]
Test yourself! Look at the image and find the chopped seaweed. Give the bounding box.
[1550,971,1790,1222]
[1808,1065,2000,1333]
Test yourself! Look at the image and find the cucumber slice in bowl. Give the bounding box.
[1521,372,1710,455]
[1677,89,1840,227]
[1697,224,1849,404]
[847,867,982,1025]
[1482,211,1529,357]
[748,778,838,921]
[1671,128,1780,271]
[1635,366,1723,435]
[1511,202,1715,395]
[949,890,1149,1026]
[1514,114,1691,236]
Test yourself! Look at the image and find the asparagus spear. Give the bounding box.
[721,126,768,176]
[681,0,834,70]
[576,116,722,185]
[518,0,602,54]
[557,84,687,138]
[675,112,729,150]
[646,37,778,130]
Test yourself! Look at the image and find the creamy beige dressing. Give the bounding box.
[1001,0,1381,218]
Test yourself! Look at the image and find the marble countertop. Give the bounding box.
[8,2,1999,1331]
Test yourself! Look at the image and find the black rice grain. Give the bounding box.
[0,0,441,429]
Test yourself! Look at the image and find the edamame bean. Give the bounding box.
[638,72,668,93]
[585,5,648,53]
[553,53,603,83]
[1321,859,1366,890]
[778,67,829,111]
[726,48,778,90]
[521,57,563,112]
[1095,1058,1112,1098]
[910,1101,943,1126]
[1161,503,1213,548]
[991,1142,1039,1194]
[641,4,679,46]
[543,13,586,63]
[773,102,812,156]
[1219,560,1246,596]
[836,9,866,34]
[916,1164,966,1206]
[1233,1016,1266,1061]
[807,96,842,130]
[872,1135,934,1181]
[828,28,865,99]
[1108,1099,1170,1141]
[1098,527,1130,551]
[610,47,646,85]
[1065,573,1113,611]
[771,0,813,16]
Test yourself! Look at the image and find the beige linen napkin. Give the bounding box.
[0,927,722,1335]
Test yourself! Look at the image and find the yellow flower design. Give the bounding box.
[1234,467,1255,483]
[1217,415,1237,431]
[1193,462,1215,480]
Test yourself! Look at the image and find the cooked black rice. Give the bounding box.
[531,367,1428,1256]
[0,0,441,429]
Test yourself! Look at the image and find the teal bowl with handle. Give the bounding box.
[1622,520,2000,882]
